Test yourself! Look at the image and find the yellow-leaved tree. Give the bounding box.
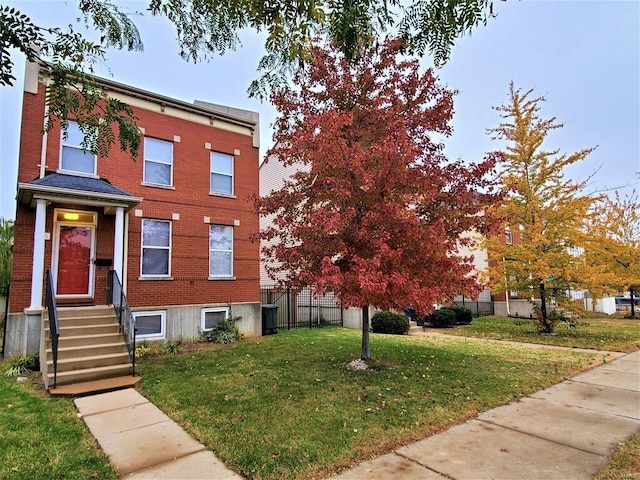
[485,83,596,333]
[582,192,640,317]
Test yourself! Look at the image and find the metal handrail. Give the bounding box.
[45,270,59,388]
[107,270,137,375]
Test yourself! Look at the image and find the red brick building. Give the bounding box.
[4,62,261,357]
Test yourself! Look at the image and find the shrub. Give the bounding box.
[371,311,410,335]
[163,340,182,354]
[136,339,183,358]
[200,311,243,344]
[532,304,558,333]
[548,309,569,323]
[425,309,457,328]
[4,353,39,376]
[135,339,162,359]
[443,306,473,325]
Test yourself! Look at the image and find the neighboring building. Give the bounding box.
[489,226,537,318]
[4,61,262,372]
[489,226,615,317]
[258,156,368,330]
[451,230,494,316]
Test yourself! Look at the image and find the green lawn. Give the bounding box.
[0,373,116,480]
[595,433,640,480]
[139,328,608,480]
[445,316,640,352]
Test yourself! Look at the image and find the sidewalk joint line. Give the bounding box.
[393,451,457,479]
[475,416,629,458]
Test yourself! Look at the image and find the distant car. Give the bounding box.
[614,295,640,306]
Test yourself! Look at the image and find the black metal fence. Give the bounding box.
[452,298,494,317]
[260,286,343,330]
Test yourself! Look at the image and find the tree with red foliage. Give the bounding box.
[257,40,501,360]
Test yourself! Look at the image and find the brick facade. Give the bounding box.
[9,74,260,336]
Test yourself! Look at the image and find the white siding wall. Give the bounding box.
[454,231,491,302]
[259,156,310,286]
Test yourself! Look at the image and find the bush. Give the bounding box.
[443,306,473,325]
[200,312,243,344]
[163,340,182,354]
[425,309,457,328]
[532,304,558,333]
[4,353,39,376]
[548,309,569,323]
[136,339,183,359]
[371,311,410,335]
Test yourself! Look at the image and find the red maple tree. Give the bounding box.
[257,40,501,359]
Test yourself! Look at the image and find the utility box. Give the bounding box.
[262,304,278,335]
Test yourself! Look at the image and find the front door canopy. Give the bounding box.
[18,172,142,214]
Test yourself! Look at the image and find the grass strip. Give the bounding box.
[595,433,640,480]
[446,316,640,352]
[139,328,608,479]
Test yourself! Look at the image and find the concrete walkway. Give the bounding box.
[75,348,639,479]
[74,389,241,479]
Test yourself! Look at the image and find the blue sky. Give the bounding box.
[1,0,638,220]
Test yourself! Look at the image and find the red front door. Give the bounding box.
[57,226,93,295]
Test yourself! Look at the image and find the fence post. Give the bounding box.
[309,288,312,329]
[287,288,291,330]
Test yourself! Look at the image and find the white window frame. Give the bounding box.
[133,311,166,340]
[141,219,172,277]
[143,137,174,187]
[505,230,513,245]
[508,275,518,298]
[209,224,233,278]
[59,120,97,176]
[210,151,234,196]
[201,306,229,331]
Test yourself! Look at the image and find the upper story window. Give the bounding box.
[505,230,513,245]
[141,219,171,277]
[144,137,173,186]
[60,120,96,175]
[209,224,233,277]
[210,151,234,195]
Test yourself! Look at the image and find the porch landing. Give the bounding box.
[49,375,142,397]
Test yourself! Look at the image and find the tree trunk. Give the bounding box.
[361,305,370,361]
[631,288,636,318]
[539,282,553,333]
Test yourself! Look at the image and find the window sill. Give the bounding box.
[142,182,176,190]
[136,335,166,341]
[57,169,99,178]
[138,276,174,281]
[208,276,236,281]
[209,192,236,199]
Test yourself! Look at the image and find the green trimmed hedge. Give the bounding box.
[445,306,473,325]
[425,309,457,328]
[371,311,410,335]
[425,306,473,328]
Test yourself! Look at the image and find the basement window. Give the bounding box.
[201,307,229,331]
[133,311,166,339]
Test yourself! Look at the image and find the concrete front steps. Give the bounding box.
[43,306,140,396]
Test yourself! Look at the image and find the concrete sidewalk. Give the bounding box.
[74,349,639,479]
[74,389,241,479]
[334,349,640,479]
